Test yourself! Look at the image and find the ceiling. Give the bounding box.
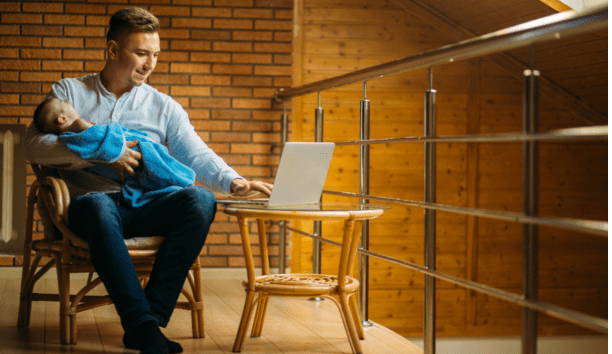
[392,0,608,124]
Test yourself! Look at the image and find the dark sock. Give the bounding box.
[123,320,175,354]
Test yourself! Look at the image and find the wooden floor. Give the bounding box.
[0,268,422,354]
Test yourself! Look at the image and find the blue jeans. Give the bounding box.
[68,186,215,334]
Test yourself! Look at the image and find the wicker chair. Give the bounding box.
[17,164,205,345]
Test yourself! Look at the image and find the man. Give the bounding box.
[25,7,272,354]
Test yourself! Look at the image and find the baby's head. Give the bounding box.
[33,98,81,135]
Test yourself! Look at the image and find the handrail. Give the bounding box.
[274,5,607,101]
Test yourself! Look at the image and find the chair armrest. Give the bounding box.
[38,176,88,250]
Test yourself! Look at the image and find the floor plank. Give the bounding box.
[0,268,422,354]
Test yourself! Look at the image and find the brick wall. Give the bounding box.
[0,0,293,267]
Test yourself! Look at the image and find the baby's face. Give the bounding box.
[50,98,81,122]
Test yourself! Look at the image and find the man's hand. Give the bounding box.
[107,140,142,182]
[231,178,273,197]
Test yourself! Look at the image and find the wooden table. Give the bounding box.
[221,202,385,354]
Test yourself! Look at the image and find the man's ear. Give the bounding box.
[106,40,118,60]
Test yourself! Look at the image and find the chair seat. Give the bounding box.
[246,273,360,296]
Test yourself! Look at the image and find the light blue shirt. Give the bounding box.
[25,73,242,196]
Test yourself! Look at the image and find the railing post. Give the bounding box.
[278,102,288,274]
[522,48,540,354]
[313,92,324,276]
[358,81,372,326]
[424,67,437,354]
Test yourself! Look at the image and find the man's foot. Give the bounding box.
[123,320,183,354]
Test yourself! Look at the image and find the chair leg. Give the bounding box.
[192,264,205,338]
[232,289,256,353]
[250,296,269,337]
[18,254,42,328]
[349,294,365,340]
[339,293,363,354]
[56,256,72,345]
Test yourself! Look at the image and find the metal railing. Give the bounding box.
[273,4,608,354]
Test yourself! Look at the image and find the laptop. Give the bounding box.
[218,142,335,207]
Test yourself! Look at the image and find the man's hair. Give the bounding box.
[33,99,59,135]
[106,7,159,43]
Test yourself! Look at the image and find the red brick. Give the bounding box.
[212,41,252,52]
[253,87,277,98]
[170,85,211,97]
[170,63,211,74]
[192,7,232,18]
[0,36,40,47]
[0,48,19,58]
[151,6,191,17]
[232,76,271,87]
[174,0,212,5]
[232,53,272,64]
[159,28,190,39]
[191,75,231,86]
[255,19,292,31]
[159,52,188,63]
[191,30,231,40]
[171,18,213,28]
[232,98,271,109]
[44,14,85,25]
[65,26,105,37]
[212,64,252,75]
[220,154,251,165]
[0,73,18,82]
[1,14,42,24]
[0,25,19,36]
[214,0,253,7]
[85,38,107,49]
[233,8,273,18]
[63,49,104,60]
[86,15,109,26]
[0,256,13,266]
[199,256,227,267]
[148,74,189,85]
[191,97,231,109]
[234,166,271,177]
[42,60,83,71]
[256,0,292,8]
[0,3,20,12]
[232,31,273,42]
[65,4,106,14]
[43,37,84,48]
[207,143,230,153]
[0,60,39,71]
[273,77,292,87]
[212,87,252,97]
[0,105,36,116]
[21,72,62,83]
[0,94,19,104]
[254,65,291,76]
[254,42,292,53]
[232,121,272,132]
[274,32,292,42]
[275,9,293,19]
[185,109,210,119]
[21,48,61,59]
[84,61,105,72]
[191,52,231,63]
[170,40,212,51]
[231,143,272,154]
[211,132,251,142]
[21,94,46,105]
[211,109,251,120]
[253,154,280,165]
[213,19,252,30]
[22,25,63,36]
[274,54,292,64]
[252,132,281,143]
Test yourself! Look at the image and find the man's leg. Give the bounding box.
[68,192,158,333]
[123,186,215,326]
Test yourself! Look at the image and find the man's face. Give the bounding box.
[114,31,160,88]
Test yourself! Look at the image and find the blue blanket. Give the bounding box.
[59,123,196,208]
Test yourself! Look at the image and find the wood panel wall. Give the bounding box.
[291,0,607,337]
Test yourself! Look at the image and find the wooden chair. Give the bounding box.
[223,205,384,354]
[17,164,206,345]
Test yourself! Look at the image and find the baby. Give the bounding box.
[33,98,196,208]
